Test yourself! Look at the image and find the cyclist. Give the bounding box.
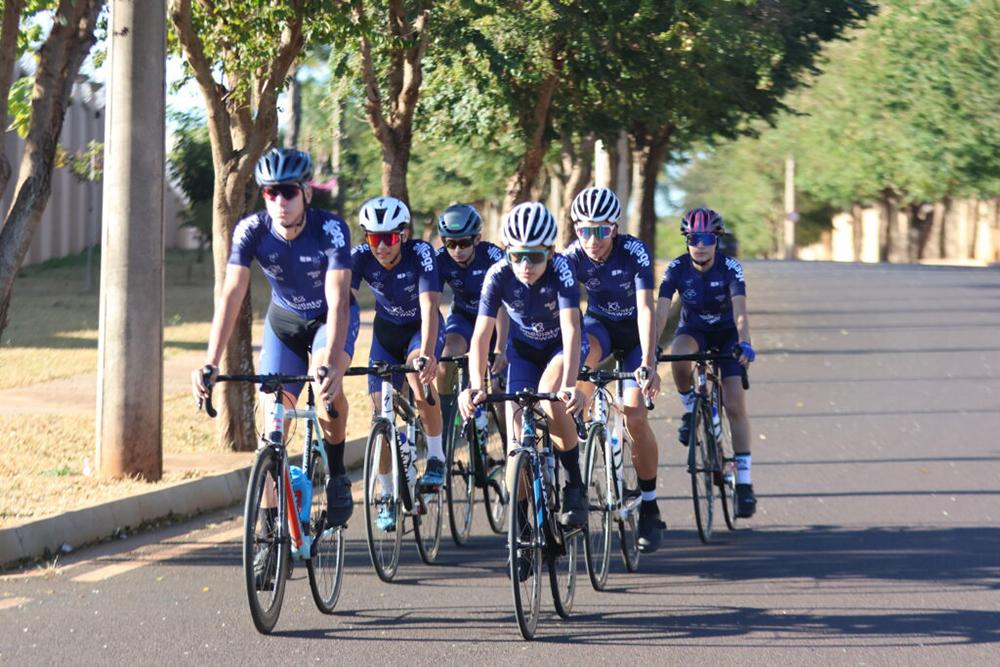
[192,147,359,529]
[457,202,588,529]
[434,203,509,427]
[563,186,665,552]
[351,196,445,531]
[655,207,757,518]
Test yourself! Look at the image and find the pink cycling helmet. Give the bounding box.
[680,208,725,235]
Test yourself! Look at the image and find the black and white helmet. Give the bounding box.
[255,148,313,187]
[359,196,411,232]
[438,203,482,238]
[571,186,621,224]
[501,202,557,247]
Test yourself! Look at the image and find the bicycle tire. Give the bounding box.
[363,419,403,582]
[243,447,290,634]
[688,399,715,543]
[445,406,475,546]
[583,424,612,591]
[617,431,641,573]
[306,441,344,614]
[548,528,579,619]
[714,390,739,531]
[508,450,542,640]
[483,402,508,534]
[413,426,443,564]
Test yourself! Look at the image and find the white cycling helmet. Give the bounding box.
[359,196,411,232]
[501,202,557,248]
[571,186,621,224]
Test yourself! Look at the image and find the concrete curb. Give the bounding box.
[0,436,368,569]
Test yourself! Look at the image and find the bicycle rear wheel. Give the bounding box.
[445,408,474,546]
[508,450,542,640]
[714,396,739,531]
[548,528,579,619]
[483,402,508,534]
[583,425,612,591]
[413,428,443,564]
[243,447,290,634]
[363,419,403,582]
[306,442,344,614]
[688,399,715,543]
[617,432,641,573]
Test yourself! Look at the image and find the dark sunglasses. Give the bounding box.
[443,237,475,250]
[507,249,548,266]
[366,231,402,247]
[575,224,614,240]
[262,184,302,201]
[687,232,718,247]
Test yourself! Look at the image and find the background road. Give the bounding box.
[2,261,998,665]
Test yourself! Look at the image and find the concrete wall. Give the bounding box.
[1,93,191,267]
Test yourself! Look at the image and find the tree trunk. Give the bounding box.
[284,63,301,148]
[613,131,631,232]
[0,0,103,337]
[558,133,595,248]
[850,203,863,261]
[380,129,411,202]
[0,0,25,198]
[330,86,345,215]
[628,129,671,251]
[503,72,559,212]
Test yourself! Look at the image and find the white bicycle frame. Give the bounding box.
[590,382,640,524]
[366,378,419,513]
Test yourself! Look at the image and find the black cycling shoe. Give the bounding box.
[507,552,532,582]
[637,509,666,553]
[558,484,588,527]
[678,412,693,446]
[325,474,354,528]
[253,545,277,591]
[735,483,757,518]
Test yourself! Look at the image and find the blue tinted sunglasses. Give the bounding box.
[687,232,718,247]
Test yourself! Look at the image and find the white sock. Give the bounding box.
[641,489,657,502]
[735,453,752,485]
[678,389,696,413]
[378,473,393,496]
[426,434,444,461]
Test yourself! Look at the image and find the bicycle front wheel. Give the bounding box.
[243,447,290,634]
[445,409,474,546]
[306,443,344,614]
[508,450,542,640]
[617,432,641,572]
[363,419,403,582]
[583,425,612,591]
[688,400,715,543]
[483,402,508,534]
[714,396,739,531]
[413,431,443,564]
[548,528,579,619]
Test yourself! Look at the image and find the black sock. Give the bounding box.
[639,477,659,515]
[556,446,583,487]
[325,439,346,475]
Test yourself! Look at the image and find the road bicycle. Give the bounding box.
[480,389,585,641]
[578,356,653,590]
[348,360,444,581]
[200,369,343,635]
[439,354,508,545]
[657,350,749,542]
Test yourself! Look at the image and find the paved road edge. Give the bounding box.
[0,436,368,569]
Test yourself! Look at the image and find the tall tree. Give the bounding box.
[0,0,104,336]
[0,0,26,199]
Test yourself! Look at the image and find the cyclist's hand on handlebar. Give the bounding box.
[559,387,585,416]
[458,388,485,421]
[415,354,437,385]
[314,364,343,405]
[736,341,756,367]
[636,366,661,400]
[192,364,218,402]
[490,350,508,376]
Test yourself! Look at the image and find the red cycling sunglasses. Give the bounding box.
[366,231,402,247]
[262,184,302,201]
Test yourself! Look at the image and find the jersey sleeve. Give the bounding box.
[414,241,440,293]
[320,213,352,271]
[228,214,260,267]
[658,257,682,300]
[435,246,449,291]
[350,244,368,290]
[552,254,580,310]
[478,263,504,318]
[627,238,656,291]
[723,256,747,298]
[485,243,505,264]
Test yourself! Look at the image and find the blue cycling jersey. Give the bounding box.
[658,253,747,332]
[479,253,580,348]
[351,239,440,325]
[228,208,353,319]
[436,241,504,317]
[562,233,655,321]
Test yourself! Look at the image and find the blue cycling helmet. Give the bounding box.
[438,204,483,238]
[255,148,313,187]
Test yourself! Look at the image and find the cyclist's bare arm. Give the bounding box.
[732,295,751,345]
[492,306,510,372]
[558,307,584,414]
[194,265,250,398]
[461,314,496,419]
[654,293,679,344]
[417,290,441,383]
[318,268,352,393]
[637,287,657,369]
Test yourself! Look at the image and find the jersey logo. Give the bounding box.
[472,270,484,276]
[724,256,745,282]
[323,219,347,248]
[267,252,280,263]
[611,269,624,276]
[624,238,650,267]
[710,281,722,287]
[307,270,321,279]
[553,256,574,288]
[488,246,504,262]
[416,243,436,273]
[585,278,601,290]
[682,289,697,301]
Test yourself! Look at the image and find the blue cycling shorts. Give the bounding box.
[583,312,643,389]
[505,336,589,394]
[368,313,445,394]
[674,325,742,379]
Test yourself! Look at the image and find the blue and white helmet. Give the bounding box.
[571,186,621,224]
[501,202,557,247]
[359,196,411,232]
[255,148,313,187]
[438,204,483,238]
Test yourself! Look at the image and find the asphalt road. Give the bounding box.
[2,260,999,665]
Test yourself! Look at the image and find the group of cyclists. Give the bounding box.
[192,146,758,560]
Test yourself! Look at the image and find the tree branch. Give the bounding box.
[0,0,25,196]
[356,4,388,146]
[394,6,428,131]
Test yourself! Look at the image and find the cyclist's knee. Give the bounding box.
[623,404,648,427]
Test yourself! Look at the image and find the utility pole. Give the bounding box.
[784,155,798,259]
[96,0,166,480]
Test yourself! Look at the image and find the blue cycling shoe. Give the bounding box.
[376,496,396,532]
[419,457,446,488]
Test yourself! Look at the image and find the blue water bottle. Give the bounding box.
[289,465,313,524]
